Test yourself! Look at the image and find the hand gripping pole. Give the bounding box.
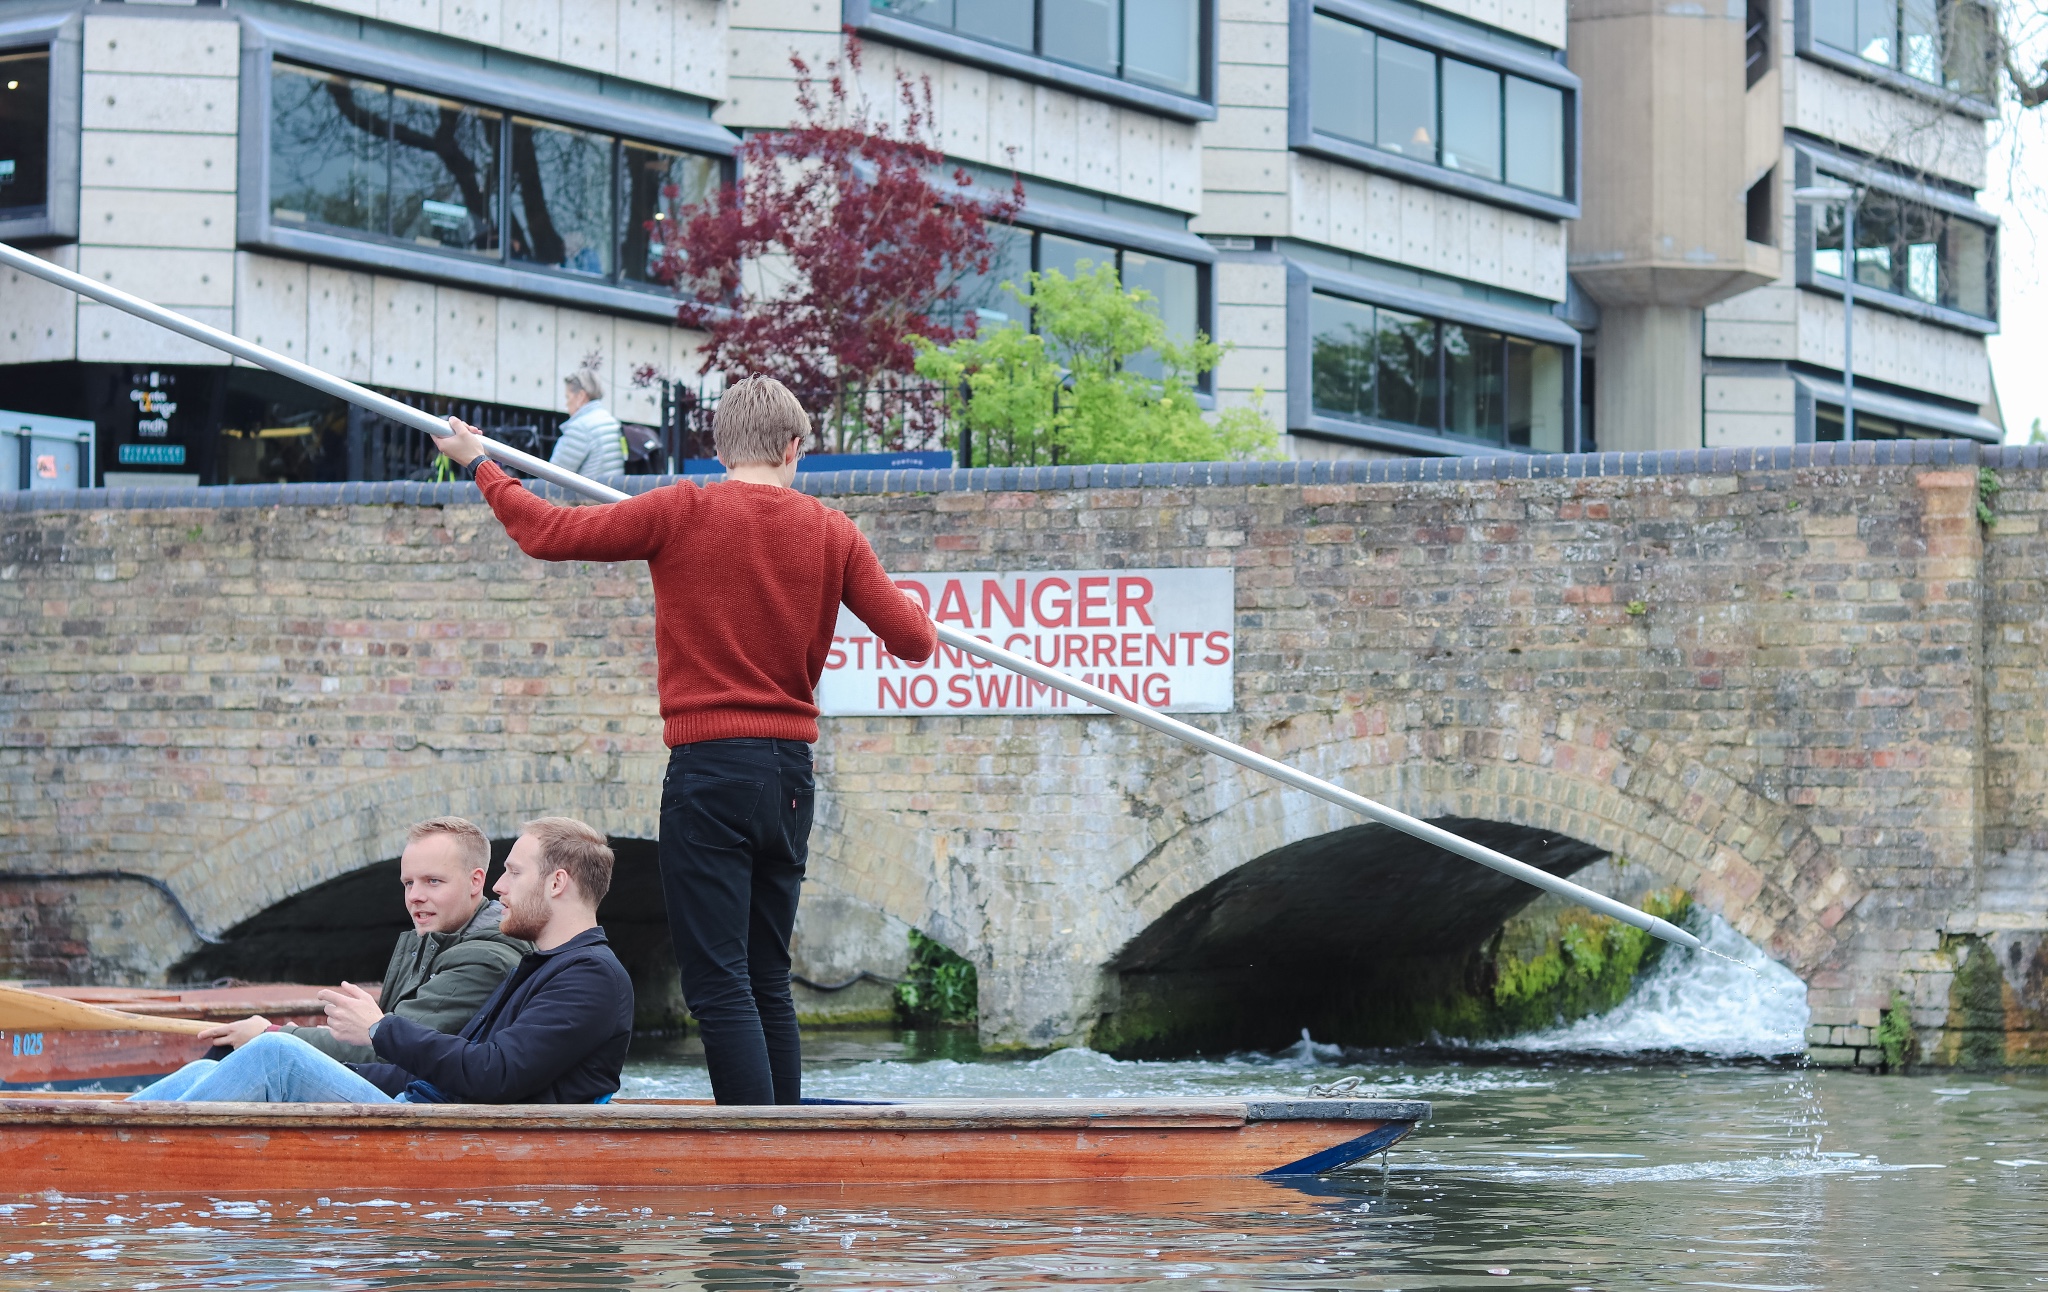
[0,238,1700,951]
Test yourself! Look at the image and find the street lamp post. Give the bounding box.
[1794,183,1860,441]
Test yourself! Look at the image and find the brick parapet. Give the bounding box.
[2,446,2041,1062]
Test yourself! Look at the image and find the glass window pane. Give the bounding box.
[1044,0,1120,74]
[949,223,1033,330]
[958,0,1034,47]
[390,89,499,255]
[508,118,611,275]
[1814,203,1845,278]
[0,50,51,214]
[1440,60,1501,181]
[1375,308,1438,428]
[1942,218,1993,316]
[1124,0,1200,93]
[1443,324,1505,442]
[1039,232,1118,282]
[1901,0,1941,79]
[621,143,717,286]
[1504,78,1564,196]
[1122,251,1198,380]
[269,63,389,235]
[1943,0,1998,96]
[1506,338,1566,451]
[1376,39,1437,162]
[874,0,955,24]
[1310,293,1376,419]
[1813,0,1857,49]
[1856,0,1896,63]
[1311,15,1374,144]
[1851,190,1898,292]
[1901,202,1940,302]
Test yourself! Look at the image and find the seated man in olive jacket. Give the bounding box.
[197,817,530,1061]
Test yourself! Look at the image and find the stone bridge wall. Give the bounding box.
[4,442,2047,1065]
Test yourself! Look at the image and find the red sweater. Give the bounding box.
[475,462,937,746]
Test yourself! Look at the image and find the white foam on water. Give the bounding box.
[1491,912,1810,1058]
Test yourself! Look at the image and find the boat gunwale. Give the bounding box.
[0,1095,1429,1133]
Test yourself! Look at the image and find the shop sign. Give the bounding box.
[117,444,185,465]
[818,568,1235,716]
[128,371,178,437]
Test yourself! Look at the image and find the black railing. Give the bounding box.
[347,391,568,483]
[651,378,958,472]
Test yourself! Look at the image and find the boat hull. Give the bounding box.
[0,1097,1427,1192]
[1,985,329,1091]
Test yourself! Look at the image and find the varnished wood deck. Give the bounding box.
[0,1096,1428,1192]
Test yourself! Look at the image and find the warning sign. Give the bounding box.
[818,568,1235,716]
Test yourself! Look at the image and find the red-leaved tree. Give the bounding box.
[653,35,1024,452]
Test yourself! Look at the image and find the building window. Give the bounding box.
[1808,0,1997,96]
[1307,10,1568,199]
[874,0,1203,95]
[0,47,50,217]
[1309,290,1568,449]
[953,225,1206,382]
[1808,179,1995,319]
[267,59,721,291]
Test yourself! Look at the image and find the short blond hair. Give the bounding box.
[405,816,490,871]
[713,375,809,466]
[520,816,614,906]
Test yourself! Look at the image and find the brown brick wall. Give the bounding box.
[2,446,2043,1061]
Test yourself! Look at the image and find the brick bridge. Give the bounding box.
[5,442,2046,1068]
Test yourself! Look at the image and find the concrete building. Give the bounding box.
[0,0,1998,479]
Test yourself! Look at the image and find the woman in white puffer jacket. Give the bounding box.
[550,366,626,479]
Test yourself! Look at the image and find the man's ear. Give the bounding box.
[469,867,487,898]
[783,436,802,466]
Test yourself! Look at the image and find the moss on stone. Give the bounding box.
[1410,887,1694,1042]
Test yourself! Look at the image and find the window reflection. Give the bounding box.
[1310,290,1570,449]
[1504,78,1564,196]
[875,0,1201,95]
[510,118,612,275]
[1310,14,1374,146]
[940,227,1204,384]
[270,65,390,235]
[389,89,499,255]
[0,48,52,214]
[1440,60,1501,181]
[1810,179,1996,319]
[1375,39,1437,160]
[622,144,719,285]
[1811,0,2000,94]
[1308,11,1569,198]
[267,58,722,291]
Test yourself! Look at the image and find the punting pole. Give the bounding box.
[0,238,1701,952]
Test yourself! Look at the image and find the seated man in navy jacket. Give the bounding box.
[131,817,634,1105]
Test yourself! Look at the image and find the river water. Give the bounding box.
[6,919,2046,1290]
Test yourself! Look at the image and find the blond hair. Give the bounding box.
[713,375,809,466]
[519,816,615,906]
[405,816,491,872]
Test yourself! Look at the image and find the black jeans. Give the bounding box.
[659,738,813,1105]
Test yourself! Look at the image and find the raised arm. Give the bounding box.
[839,519,937,663]
[472,460,671,563]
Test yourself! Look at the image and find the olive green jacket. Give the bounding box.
[285,899,532,1064]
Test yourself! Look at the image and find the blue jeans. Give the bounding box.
[127,1031,397,1103]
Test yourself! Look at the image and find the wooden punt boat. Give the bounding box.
[0,984,329,1091]
[0,1095,1428,1193]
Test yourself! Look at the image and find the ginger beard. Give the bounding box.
[498,878,551,941]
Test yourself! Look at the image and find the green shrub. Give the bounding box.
[893,929,979,1026]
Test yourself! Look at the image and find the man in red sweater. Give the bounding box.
[432,377,936,1105]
